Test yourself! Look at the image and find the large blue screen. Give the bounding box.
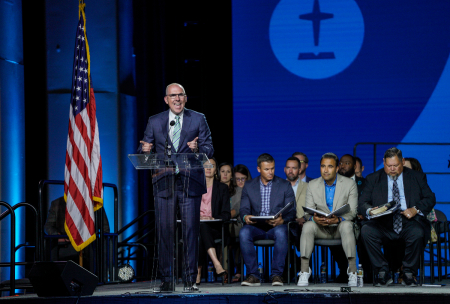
[233,0,450,204]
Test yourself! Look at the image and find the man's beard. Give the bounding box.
[339,167,355,178]
[286,174,299,182]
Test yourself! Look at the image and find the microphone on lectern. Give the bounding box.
[165,120,176,157]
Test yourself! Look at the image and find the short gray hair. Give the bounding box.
[384,147,403,160]
[165,83,186,95]
[320,152,339,166]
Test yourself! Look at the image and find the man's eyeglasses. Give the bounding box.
[235,178,246,182]
[168,93,186,99]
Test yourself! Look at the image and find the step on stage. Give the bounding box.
[5,280,450,304]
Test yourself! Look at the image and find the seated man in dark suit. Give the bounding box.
[239,153,296,286]
[359,147,436,287]
[331,154,370,283]
[44,196,110,271]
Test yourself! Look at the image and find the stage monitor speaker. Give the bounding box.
[28,261,98,297]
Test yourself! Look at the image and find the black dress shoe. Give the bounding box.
[183,281,199,292]
[154,281,173,292]
[402,272,417,287]
[375,271,393,287]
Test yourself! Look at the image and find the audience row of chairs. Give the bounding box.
[1,186,449,296]
[194,211,450,286]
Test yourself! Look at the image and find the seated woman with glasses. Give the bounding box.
[197,158,231,285]
[229,164,252,283]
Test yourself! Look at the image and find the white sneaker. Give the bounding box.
[347,267,357,287]
[297,268,311,287]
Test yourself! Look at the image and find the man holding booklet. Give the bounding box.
[298,153,359,287]
[239,153,296,287]
[358,147,436,287]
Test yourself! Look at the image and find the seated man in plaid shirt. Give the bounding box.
[239,153,296,287]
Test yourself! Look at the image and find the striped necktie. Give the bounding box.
[393,179,402,234]
[172,115,181,152]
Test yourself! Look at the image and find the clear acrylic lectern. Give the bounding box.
[128,153,212,292]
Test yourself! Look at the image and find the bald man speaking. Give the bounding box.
[139,83,214,292]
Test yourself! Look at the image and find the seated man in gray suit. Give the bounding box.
[239,153,296,287]
[298,153,358,287]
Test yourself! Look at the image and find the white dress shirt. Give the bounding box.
[387,173,407,210]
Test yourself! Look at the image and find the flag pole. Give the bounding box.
[79,250,84,267]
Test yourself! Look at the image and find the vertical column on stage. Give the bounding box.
[0,0,26,287]
[128,153,212,292]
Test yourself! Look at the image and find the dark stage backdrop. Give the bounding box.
[232,0,450,207]
[16,0,232,281]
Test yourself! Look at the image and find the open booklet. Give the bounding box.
[250,201,294,222]
[368,202,401,219]
[302,203,350,218]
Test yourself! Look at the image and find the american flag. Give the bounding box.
[64,2,103,251]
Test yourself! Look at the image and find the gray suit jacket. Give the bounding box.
[295,180,308,219]
[305,174,358,221]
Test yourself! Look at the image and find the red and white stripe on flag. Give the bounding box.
[64,1,103,252]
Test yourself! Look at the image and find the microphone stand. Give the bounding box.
[165,120,175,158]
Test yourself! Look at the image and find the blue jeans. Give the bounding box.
[239,224,288,278]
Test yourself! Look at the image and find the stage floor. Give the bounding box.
[73,279,450,295]
[4,279,450,303]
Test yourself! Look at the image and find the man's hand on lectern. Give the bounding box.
[140,140,153,153]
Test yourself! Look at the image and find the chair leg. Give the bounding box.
[294,245,297,284]
[312,246,318,284]
[313,245,318,284]
[222,226,225,285]
[430,244,435,284]
[241,253,244,282]
[438,240,442,282]
[319,246,328,283]
[266,246,270,282]
[330,247,336,281]
[287,241,291,285]
[227,245,231,283]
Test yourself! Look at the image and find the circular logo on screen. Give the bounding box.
[269,0,365,79]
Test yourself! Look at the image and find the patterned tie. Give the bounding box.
[393,179,402,234]
[172,116,181,174]
[172,115,181,152]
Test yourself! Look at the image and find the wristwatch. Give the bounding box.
[413,206,420,214]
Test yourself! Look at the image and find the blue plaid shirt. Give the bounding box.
[324,177,337,211]
[259,179,273,216]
